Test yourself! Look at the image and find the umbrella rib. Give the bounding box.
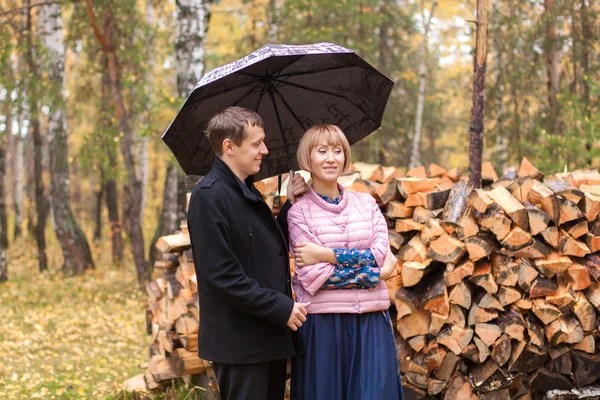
[230,80,266,108]
[270,78,380,128]
[272,86,308,131]
[188,79,262,107]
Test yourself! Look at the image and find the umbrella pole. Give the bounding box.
[267,84,294,174]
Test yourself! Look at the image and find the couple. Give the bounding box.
[188,106,404,400]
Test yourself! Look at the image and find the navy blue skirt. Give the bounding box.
[291,311,404,400]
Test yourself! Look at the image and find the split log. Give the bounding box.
[498,286,521,307]
[529,278,558,298]
[573,292,596,332]
[530,368,573,392]
[468,303,497,326]
[388,231,410,251]
[478,204,512,240]
[427,162,447,178]
[428,233,465,263]
[444,372,476,400]
[469,260,499,294]
[436,328,462,355]
[406,165,428,178]
[548,345,572,375]
[579,189,600,222]
[450,281,472,309]
[546,180,585,204]
[466,232,498,261]
[488,185,529,231]
[507,177,535,203]
[430,312,448,336]
[508,341,547,373]
[405,189,451,210]
[523,201,551,235]
[387,201,414,218]
[517,157,543,180]
[586,233,600,252]
[444,259,474,287]
[528,180,561,225]
[421,219,446,245]
[478,293,504,311]
[398,234,428,262]
[562,219,589,239]
[572,335,595,354]
[475,323,502,347]
[517,260,539,292]
[435,351,460,382]
[497,309,526,341]
[541,225,561,249]
[420,268,450,315]
[397,177,441,196]
[491,254,519,287]
[402,260,431,287]
[396,218,424,233]
[351,178,378,195]
[491,333,511,366]
[558,197,585,225]
[398,309,431,339]
[558,230,591,257]
[408,335,427,352]
[500,225,534,251]
[447,304,466,328]
[169,348,209,376]
[526,316,545,348]
[545,283,576,312]
[156,232,191,253]
[375,179,400,205]
[532,298,562,324]
[468,189,494,213]
[584,282,600,308]
[471,359,511,393]
[441,180,473,234]
[412,206,443,224]
[534,252,571,278]
[580,254,600,281]
[572,350,600,387]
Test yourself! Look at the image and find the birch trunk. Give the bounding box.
[42,2,94,274]
[544,0,561,136]
[0,101,9,282]
[12,100,25,240]
[409,0,437,169]
[149,164,179,265]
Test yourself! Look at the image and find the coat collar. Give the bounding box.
[307,184,348,213]
[211,157,261,202]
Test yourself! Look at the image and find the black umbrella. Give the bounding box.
[162,42,394,180]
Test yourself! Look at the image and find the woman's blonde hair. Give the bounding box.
[296,124,351,173]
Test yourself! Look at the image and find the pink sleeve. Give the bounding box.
[287,205,336,295]
[368,196,390,268]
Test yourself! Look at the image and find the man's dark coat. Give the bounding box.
[187,157,295,364]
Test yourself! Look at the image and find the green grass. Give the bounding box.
[0,237,200,399]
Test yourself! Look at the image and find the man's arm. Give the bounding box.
[188,187,294,328]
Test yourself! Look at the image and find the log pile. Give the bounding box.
[125,223,219,396]
[339,159,600,399]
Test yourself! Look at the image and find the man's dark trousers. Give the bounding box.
[213,359,287,400]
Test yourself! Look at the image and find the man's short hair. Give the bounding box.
[206,107,264,156]
[296,124,351,173]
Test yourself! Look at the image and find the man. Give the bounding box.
[187,106,310,400]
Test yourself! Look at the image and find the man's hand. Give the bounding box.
[293,242,337,267]
[287,302,310,331]
[287,171,309,205]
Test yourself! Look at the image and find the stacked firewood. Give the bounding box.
[124,224,219,395]
[342,158,600,399]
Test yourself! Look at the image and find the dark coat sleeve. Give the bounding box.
[276,200,293,243]
[188,187,294,328]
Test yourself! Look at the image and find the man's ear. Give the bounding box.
[223,138,234,155]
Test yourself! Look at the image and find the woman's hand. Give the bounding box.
[379,249,398,280]
[293,242,336,267]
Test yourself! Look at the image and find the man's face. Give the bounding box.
[230,124,269,178]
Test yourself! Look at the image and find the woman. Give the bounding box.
[287,124,403,400]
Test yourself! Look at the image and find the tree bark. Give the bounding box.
[0,102,9,282]
[469,0,490,189]
[93,175,103,242]
[175,0,212,98]
[544,0,561,136]
[25,0,48,271]
[43,1,94,274]
[86,0,148,287]
[100,53,124,264]
[150,163,180,265]
[409,0,437,169]
[12,108,24,240]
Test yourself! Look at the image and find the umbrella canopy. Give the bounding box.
[162,42,394,180]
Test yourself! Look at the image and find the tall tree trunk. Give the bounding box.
[12,110,24,240]
[0,101,10,282]
[42,1,95,274]
[469,0,490,188]
[175,0,212,98]
[544,0,561,136]
[409,0,437,169]
[94,175,103,242]
[86,0,147,287]
[580,0,593,165]
[25,0,48,271]
[100,54,124,263]
[149,164,179,265]
[267,0,278,42]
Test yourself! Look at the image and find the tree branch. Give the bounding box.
[84,0,110,53]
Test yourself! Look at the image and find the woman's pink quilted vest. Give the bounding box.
[287,185,391,314]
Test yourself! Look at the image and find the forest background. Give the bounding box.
[0,0,599,398]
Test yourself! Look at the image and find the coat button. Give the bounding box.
[278,250,283,256]
[341,225,346,231]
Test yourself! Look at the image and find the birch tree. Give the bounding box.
[41,2,94,274]
[408,0,437,169]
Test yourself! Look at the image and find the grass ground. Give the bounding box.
[0,237,198,400]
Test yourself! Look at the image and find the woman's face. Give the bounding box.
[310,142,345,183]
